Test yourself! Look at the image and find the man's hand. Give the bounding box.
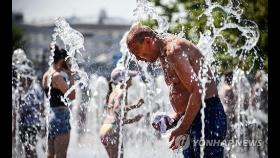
[151,114,175,133]
[169,126,188,150]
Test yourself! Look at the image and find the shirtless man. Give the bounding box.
[126,24,227,157]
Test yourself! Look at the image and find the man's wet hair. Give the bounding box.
[127,24,157,47]
[51,45,68,63]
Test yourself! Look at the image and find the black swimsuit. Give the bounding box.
[44,83,67,108]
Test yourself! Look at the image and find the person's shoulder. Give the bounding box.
[166,39,190,55]
[51,72,65,84]
[166,44,179,57]
[43,69,59,80]
[52,71,62,78]
[42,71,49,80]
[114,88,124,99]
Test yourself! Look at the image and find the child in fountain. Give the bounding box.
[12,50,45,158]
[126,24,227,158]
[99,67,144,158]
[42,45,76,158]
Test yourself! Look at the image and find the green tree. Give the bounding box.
[148,0,268,74]
[12,23,25,52]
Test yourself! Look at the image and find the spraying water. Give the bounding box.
[52,17,89,94]
[124,0,262,158]
[219,69,268,158]
[195,1,259,157]
[43,17,90,157]
[12,49,45,158]
[12,0,266,157]
[12,49,31,158]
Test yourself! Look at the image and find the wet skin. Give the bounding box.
[132,36,218,113]
[128,33,219,150]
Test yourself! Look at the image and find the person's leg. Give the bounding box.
[49,107,71,158]
[183,97,227,158]
[182,106,202,158]
[182,143,195,158]
[105,143,119,158]
[101,134,115,158]
[53,132,70,158]
[105,134,120,158]
[25,128,38,158]
[48,138,55,158]
[19,127,28,157]
[19,126,37,158]
[48,112,56,158]
[203,98,227,158]
[100,123,121,158]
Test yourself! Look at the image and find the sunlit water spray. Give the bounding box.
[220,69,268,158]
[109,0,185,157]
[44,17,90,157]
[124,0,262,158]
[12,0,266,157]
[12,49,45,158]
[12,49,30,158]
[196,1,259,157]
[115,11,181,156]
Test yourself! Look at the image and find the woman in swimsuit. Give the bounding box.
[42,45,76,158]
[100,67,144,158]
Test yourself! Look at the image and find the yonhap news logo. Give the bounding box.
[174,134,264,150]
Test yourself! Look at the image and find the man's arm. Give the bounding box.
[167,47,202,133]
[169,112,184,128]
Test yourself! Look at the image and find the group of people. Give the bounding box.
[15,24,270,158]
[12,45,146,158]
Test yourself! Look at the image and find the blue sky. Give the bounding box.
[12,0,138,23]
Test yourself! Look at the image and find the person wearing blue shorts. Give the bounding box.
[182,97,227,158]
[42,45,76,158]
[126,24,227,157]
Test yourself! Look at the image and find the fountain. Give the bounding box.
[12,49,46,158]
[218,69,268,158]
[118,0,266,158]
[12,0,267,157]
[65,0,265,157]
[43,17,90,158]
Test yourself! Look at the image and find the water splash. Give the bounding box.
[113,0,182,157]
[126,0,263,157]
[12,49,36,81]
[12,49,29,158]
[133,0,169,34]
[11,0,266,157]
[47,17,89,109]
[52,17,89,94]
[12,49,45,158]
[220,69,268,157]
[195,1,260,156]
[44,17,89,157]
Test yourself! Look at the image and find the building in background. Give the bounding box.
[13,11,130,79]
[12,12,24,24]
